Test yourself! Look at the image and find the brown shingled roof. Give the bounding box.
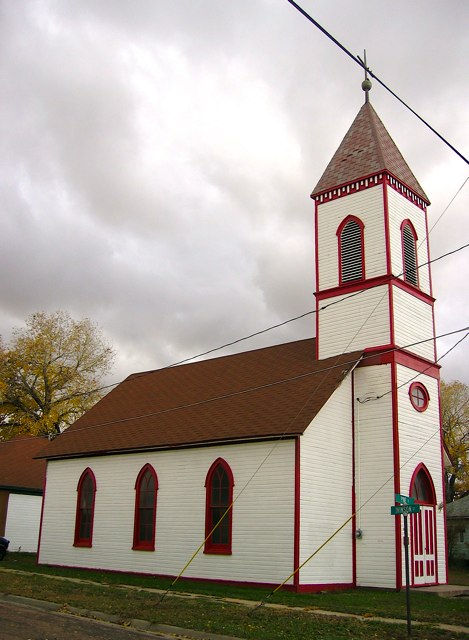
[39,338,362,460]
[0,435,47,491]
[311,102,429,202]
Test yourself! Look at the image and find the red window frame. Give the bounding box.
[337,215,365,285]
[409,382,429,412]
[133,464,158,551]
[204,458,234,555]
[74,468,97,547]
[401,220,419,287]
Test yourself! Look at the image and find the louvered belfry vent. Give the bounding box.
[402,224,418,286]
[340,219,363,282]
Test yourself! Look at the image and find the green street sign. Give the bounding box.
[391,504,421,516]
[395,493,415,505]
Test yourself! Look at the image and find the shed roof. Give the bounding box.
[0,435,47,492]
[38,338,362,460]
[311,101,429,202]
[446,494,469,518]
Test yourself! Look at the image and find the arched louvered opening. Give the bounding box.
[338,217,364,284]
[402,222,418,286]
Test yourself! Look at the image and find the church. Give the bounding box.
[37,85,447,591]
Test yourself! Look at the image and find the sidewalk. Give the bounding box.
[1,568,468,638]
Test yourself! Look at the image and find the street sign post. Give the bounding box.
[391,498,420,636]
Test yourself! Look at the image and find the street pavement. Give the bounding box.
[0,600,179,640]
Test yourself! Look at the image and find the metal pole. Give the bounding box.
[403,514,412,636]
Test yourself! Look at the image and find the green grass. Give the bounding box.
[1,553,468,639]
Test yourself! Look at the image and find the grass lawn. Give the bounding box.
[1,553,468,640]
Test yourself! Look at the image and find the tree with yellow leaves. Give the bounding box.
[0,311,114,439]
[441,380,469,502]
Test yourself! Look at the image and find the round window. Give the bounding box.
[409,382,429,412]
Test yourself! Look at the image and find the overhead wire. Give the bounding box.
[285,0,469,165]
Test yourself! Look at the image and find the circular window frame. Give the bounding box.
[409,382,429,412]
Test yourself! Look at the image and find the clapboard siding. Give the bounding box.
[393,286,434,360]
[5,493,42,552]
[354,364,396,588]
[39,440,295,585]
[318,285,390,360]
[387,189,430,294]
[317,186,387,291]
[299,375,353,585]
[395,366,445,582]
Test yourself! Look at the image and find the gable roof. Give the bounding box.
[446,494,469,518]
[311,101,429,203]
[38,338,362,460]
[0,435,47,492]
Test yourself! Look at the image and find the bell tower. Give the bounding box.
[311,81,446,588]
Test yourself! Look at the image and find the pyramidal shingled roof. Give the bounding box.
[311,101,429,203]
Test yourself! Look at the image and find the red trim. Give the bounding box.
[408,465,438,586]
[315,274,435,304]
[351,371,357,587]
[204,458,234,555]
[293,437,300,590]
[391,361,402,590]
[409,382,430,412]
[409,463,436,505]
[336,215,365,286]
[312,172,385,203]
[360,348,440,379]
[132,464,158,551]
[311,171,429,210]
[36,462,48,564]
[389,281,395,350]
[73,468,96,548]
[292,582,354,593]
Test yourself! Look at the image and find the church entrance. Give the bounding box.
[409,465,437,585]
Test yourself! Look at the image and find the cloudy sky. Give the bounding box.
[1,0,468,389]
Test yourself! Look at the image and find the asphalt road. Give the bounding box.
[0,601,177,640]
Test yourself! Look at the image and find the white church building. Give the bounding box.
[37,93,447,591]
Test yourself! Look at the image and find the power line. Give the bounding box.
[286,0,469,165]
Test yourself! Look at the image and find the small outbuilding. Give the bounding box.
[446,495,469,561]
[0,436,47,552]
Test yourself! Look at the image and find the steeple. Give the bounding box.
[311,102,429,203]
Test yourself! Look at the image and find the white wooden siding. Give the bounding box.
[5,493,42,553]
[299,375,353,585]
[387,189,431,294]
[317,186,387,291]
[395,366,446,583]
[392,286,435,361]
[354,364,396,588]
[318,285,390,360]
[39,440,295,585]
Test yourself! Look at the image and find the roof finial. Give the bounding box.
[360,50,372,103]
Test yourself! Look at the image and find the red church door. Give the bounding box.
[410,465,437,586]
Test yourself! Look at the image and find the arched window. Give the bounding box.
[74,468,96,547]
[204,458,234,555]
[401,221,418,287]
[337,216,365,284]
[133,464,158,550]
[410,464,436,505]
